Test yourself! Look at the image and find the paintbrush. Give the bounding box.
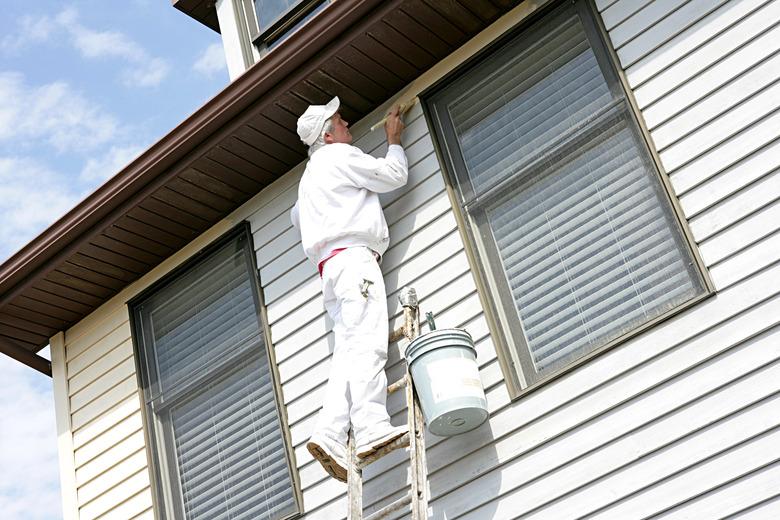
[370,96,419,132]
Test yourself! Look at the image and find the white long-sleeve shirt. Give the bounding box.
[291,143,408,266]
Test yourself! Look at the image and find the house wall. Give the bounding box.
[249,0,780,517]
[51,0,780,518]
[55,304,152,520]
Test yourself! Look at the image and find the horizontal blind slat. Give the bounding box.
[449,7,612,194]
[181,440,288,501]
[172,360,295,520]
[174,392,279,454]
[517,228,681,323]
[172,377,276,429]
[489,127,641,241]
[535,274,695,368]
[524,244,690,342]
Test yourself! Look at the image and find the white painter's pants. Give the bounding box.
[315,246,393,447]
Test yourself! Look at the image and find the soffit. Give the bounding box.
[0,0,521,375]
[173,0,221,33]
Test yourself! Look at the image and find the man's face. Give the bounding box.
[325,112,352,144]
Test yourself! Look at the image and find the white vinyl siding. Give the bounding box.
[243,0,780,516]
[443,0,780,516]
[55,306,153,520]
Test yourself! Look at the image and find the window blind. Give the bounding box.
[134,231,297,520]
[487,122,700,372]
[171,358,295,520]
[449,8,612,196]
[147,245,260,398]
[431,2,705,378]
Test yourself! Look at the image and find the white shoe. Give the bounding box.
[307,435,347,482]
[356,425,409,459]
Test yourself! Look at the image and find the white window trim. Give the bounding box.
[216,0,261,80]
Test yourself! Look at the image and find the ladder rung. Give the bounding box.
[357,432,410,469]
[364,491,413,520]
[387,378,406,394]
[388,326,406,343]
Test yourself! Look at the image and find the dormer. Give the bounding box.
[174,0,331,80]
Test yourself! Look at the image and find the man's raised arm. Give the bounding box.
[342,105,408,193]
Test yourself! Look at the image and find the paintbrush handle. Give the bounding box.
[370,97,419,132]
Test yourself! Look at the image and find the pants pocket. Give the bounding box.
[338,254,375,325]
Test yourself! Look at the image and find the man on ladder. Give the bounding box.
[292,96,409,482]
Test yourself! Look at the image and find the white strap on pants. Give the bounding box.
[315,246,393,446]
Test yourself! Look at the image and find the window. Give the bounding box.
[427,1,707,389]
[245,0,330,49]
[131,226,299,520]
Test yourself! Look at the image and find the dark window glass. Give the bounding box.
[254,0,299,33]
[252,0,328,47]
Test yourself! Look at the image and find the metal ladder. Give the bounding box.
[347,287,428,520]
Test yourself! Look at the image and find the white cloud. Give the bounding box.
[1,15,56,52]
[54,6,78,27]
[70,26,146,62]
[2,7,170,88]
[80,144,143,182]
[0,355,61,520]
[62,10,171,88]
[0,72,148,259]
[0,157,82,260]
[193,43,227,78]
[121,56,171,88]
[0,72,118,153]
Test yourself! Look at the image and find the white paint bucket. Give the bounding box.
[404,328,488,436]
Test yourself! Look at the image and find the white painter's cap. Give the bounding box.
[297,96,340,146]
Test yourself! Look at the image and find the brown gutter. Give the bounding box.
[0,0,391,312]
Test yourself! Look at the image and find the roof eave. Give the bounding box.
[0,337,51,376]
[0,0,521,374]
[172,0,221,33]
[0,0,385,310]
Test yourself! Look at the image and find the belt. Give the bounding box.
[318,248,347,277]
[317,247,381,277]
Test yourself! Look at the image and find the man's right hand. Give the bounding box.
[384,105,405,145]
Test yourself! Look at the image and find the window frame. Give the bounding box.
[241,0,328,50]
[128,223,302,520]
[423,0,713,397]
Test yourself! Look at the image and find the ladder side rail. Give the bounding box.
[408,304,428,520]
[415,307,429,519]
[412,392,428,519]
[406,366,420,520]
[347,433,362,520]
[348,290,426,520]
[404,303,419,520]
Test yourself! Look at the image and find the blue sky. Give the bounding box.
[0,1,228,518]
